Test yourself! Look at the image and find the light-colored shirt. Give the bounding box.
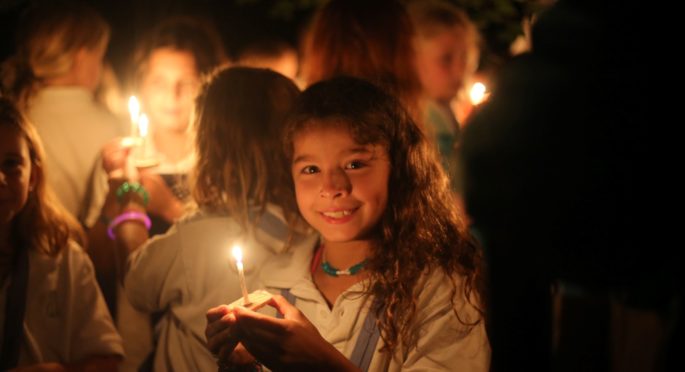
[28,86,125,221]
[124,205,317,372]
[259,242,491,371]
[0,242,124,366]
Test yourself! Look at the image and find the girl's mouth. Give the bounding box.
[319,208,358,223]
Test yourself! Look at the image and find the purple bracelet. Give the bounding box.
[107,211,151,240]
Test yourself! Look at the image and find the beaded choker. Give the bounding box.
[321,258,368,277]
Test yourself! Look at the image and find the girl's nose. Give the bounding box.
[320,169,351,199]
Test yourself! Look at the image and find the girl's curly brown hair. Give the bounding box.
[283,76,485,352]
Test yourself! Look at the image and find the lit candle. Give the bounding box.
[469,82,488,106]
[231,244,250,306]
[128,96,140,137]
[138,113,149,158]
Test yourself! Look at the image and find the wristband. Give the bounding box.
[115,181,149,206]
[107,211,151,240]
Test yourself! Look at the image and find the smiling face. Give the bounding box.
[140,48,200,133]
[0,125,35,227]
[291,122,391,243]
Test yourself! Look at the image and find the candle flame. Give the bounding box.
[469,82,487,105]
[128,96,140,123]
[138,114,149,137]
[231,244,243,264]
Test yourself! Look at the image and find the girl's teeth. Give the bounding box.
[323,210,352,218]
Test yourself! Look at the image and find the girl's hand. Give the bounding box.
[232,295,359,372]
[101,137,136,179]
[205,305,256,368]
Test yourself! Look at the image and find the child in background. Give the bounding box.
[0,1,124,221]
[0,97,123,370]
[87,16,227,234]
[407,0,480,189]
[84,18,227,371]
[205,77,490,371]
[301,0,422,122]
[118,67,314,371]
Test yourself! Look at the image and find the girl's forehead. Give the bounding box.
[291,117,390,150]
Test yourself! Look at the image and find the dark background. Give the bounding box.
[0,0,538,86]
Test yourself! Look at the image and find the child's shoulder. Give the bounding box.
[413,268,482,322]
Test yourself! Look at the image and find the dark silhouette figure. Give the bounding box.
[461,0,674,370]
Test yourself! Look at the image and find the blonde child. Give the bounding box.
[407,0,480,189]
[115,67,313,371]
[206,77,490,371]
[0,2,124,220]
[0,97,123,370]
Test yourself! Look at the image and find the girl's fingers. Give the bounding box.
[207,305,230,322]
[267,294,301,319]
[207,326,236,355]
[233,306,287,335]
[205,306,234,340]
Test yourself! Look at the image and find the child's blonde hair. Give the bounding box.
[0,2,110,109]
[0,97,84,254]
[192,67,304,237]
[407,0,481,83]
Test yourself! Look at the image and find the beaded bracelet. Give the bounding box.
[107,211,151,240]
[115,181,149,206]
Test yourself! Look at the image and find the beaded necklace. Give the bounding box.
[319,246,368,277]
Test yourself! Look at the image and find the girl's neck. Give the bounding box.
[153,129,192,165]
[322,239,372,269]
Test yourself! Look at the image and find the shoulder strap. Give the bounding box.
[0,245,29,369]
[349,298,382,372]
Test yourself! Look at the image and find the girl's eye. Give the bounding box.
[301,165,320,174]
[345,161,364,170]
[2,158,22,169]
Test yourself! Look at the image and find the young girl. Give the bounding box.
[407,0,481,189]
[205,77,490,371]
[0,97,123,370]
[0,2,125,220]
[84,18,227,370]
[119,67,315,371]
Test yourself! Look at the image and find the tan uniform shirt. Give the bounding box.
[124,205,318,372]
[0,242,124,365]
[29,87,125,221]
[259,243,491,371]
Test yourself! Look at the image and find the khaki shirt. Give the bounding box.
[0,242,124,365]
[260,243,491,371]
[29,87,125,221]
[124,205,318,372]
